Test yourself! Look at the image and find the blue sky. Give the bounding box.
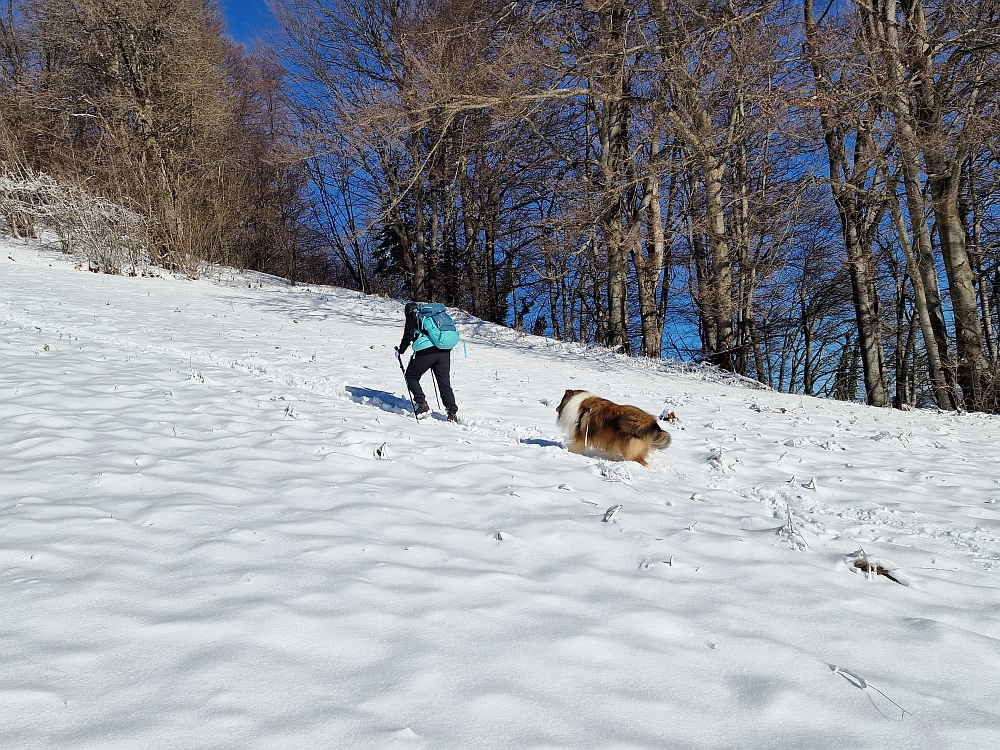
[221,0,274,45]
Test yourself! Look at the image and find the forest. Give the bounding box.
[2,0,999,411]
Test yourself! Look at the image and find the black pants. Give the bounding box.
[405,349,457,413]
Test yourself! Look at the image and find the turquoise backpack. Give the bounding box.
[414,303,460,351]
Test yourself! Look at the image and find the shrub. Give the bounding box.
[0,167,151,275]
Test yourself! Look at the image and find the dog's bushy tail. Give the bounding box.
[651,427,672,450]
[626,414,672,450]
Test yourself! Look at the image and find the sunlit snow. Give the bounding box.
[3,237,999,748]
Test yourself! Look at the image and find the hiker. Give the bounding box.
[395,301,459,421]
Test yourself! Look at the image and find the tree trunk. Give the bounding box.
[887,178,957,409]
[875,0,956,408]
[804,0,890,406]
[703,158,735,371]
[631,169,666,358]
[687,172,717,357]
[592,1,632,352]
[900,0,991,410]
[842,197,890,406]
[409,129,427,299]
[930,164,988,408]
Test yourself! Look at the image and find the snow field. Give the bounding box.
[2,238,1000,749]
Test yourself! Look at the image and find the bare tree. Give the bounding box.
[803,0,892,406]
[899,0,1000,411]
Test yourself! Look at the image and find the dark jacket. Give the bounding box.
[398,303,419,354]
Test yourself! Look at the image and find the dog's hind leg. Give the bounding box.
[621,439,650,466]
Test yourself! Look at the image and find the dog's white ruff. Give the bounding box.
[557,391,593,440]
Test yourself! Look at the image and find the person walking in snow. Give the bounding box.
[395,301,459,421]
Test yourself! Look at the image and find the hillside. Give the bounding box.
[2,237,999,749]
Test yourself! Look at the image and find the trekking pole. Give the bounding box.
[394,348,419,421]
[430,370,442,411]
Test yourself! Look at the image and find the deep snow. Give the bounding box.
[2,237,999,749]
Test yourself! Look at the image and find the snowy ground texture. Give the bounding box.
[3,237,1000,750]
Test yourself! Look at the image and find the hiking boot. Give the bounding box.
[447,412,459,423]
[414,402,430,417]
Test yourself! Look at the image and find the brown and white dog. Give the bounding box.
[556,389,671,466]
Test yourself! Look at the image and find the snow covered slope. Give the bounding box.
[2,237,999,749]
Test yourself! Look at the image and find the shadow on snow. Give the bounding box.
[345,386,413,416]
